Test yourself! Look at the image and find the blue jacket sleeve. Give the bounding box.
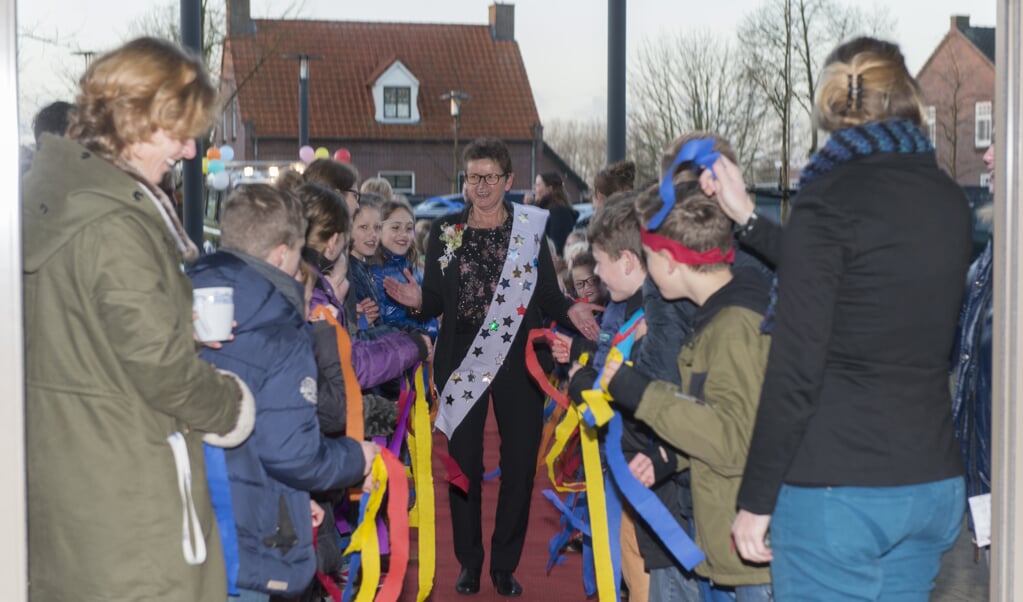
[254,346,366,492]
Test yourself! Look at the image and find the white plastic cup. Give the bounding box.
[192,287,234,342]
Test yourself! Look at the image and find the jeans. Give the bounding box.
[698,580,774,602]
[649,566,701,602]
[771,477,965,601]
[230,589,270,602]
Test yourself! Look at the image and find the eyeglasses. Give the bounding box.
[574,275,601,291]
[466,173,507,186]
[345,189,362,203]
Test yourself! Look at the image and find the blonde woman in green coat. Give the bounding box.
[23,38,255,601]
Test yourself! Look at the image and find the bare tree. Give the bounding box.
[544,118,607,192]
[740,0,895,169]
[626,30,768,184]
[128,0,226,74]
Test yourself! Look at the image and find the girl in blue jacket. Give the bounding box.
[371,198,439,338]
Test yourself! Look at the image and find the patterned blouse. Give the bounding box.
[455,217,513,333]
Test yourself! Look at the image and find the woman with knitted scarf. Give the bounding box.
[701,37,971,600]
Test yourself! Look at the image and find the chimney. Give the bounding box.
[952,15,970,32]
[489,3,515,41]
[228,0,255,37]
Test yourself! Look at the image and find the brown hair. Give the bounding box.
[539,172,572,210]
[297,182,350,251]
[814,37,924,132]
[636,185,733,273]
[587,191,643,262]
[69,37,217,163]
[275,168,306,193]
[571,249,596,272]
[594,160,636,198]
[304,158,360,193]
[463,137,512,175]
[377,197,418,268]
[220,184,306,260]
[660,131,738,183]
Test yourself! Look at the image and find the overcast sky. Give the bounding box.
[16,0,997,141]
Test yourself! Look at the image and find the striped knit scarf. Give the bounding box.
[762,117,934,333]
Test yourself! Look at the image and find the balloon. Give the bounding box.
[219,145,235,162]
[299,145,315,163]
[202,158,209,175]
[206,147,221,160]
[314,146,330,159]
[207,159,225,174]
[212,171,230,191]
[333,148,351,163]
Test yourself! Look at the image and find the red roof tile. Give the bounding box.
[227,19,541,141]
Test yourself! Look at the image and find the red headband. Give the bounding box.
[640,227,735,266]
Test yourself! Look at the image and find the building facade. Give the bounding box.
[217,1,587,201]
[917,15,995,187]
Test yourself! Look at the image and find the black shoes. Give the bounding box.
[490,570,523,598]
[455,567,481,595]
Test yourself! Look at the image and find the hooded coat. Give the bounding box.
[23,135,249,601]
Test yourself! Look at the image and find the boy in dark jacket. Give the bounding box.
[191,184,379,600]
[602,183,773,600]
[558,194,661,601]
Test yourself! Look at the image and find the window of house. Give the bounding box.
[379,171,415,195]
[981,172,991,189]
[384,87,411,120]
[925,105,936,147]
[976,101,993,148]
[372,60,420,124]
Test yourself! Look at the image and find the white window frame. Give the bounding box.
[981,172,992,189]
[976,100,993,148]
[372,61,420,124]
[383,86,411,119]
[925,105,937,147]
[379,171,415,195]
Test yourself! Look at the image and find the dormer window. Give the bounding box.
[384,86,411,119]
[373,60,420,124]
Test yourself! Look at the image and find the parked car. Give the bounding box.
[413,195,465,220]
[573,202,595,227]
[414,189,533,221]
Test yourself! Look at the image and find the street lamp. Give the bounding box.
[440,90,469,193]
[283,54,324,149]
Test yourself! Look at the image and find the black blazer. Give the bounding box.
[420,201,574,390]
[737,151,971,515]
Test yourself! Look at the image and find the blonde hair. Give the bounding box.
[68,37,218,163]
[361,177,394,200]
[815,37,925,132]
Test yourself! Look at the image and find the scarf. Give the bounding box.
[763,117,934,333]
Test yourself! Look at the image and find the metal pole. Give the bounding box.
[607,0,626,164]
[452,116,459,194]
[299,56,309,148]
[180,0,205,252]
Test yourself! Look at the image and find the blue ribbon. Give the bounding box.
[341,492,370,602]
[605,412,706,570]
[648,138,721,230]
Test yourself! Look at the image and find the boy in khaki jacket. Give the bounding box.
[601,184,773,600]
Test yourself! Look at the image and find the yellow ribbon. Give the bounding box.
[343,455,387,601]
[407,365,436,602]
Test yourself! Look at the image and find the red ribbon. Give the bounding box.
[640,227,735,265]
[376,449,410,602]
[525,328,571,409]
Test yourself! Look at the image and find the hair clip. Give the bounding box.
[647,138,720,230]
[847,73,863,109]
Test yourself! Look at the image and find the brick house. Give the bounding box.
[216,1,587,201]
[916,15,995,187]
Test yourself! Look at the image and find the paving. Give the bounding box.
[934,517,989,601]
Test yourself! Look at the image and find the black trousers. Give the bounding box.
[446,361,544,574]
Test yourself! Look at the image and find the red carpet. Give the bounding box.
[397,408,590,601]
